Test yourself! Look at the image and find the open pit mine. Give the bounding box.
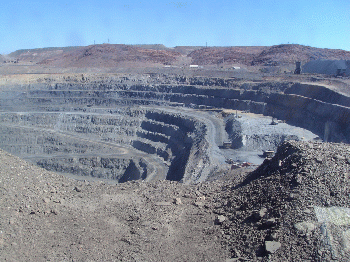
[0,73,349,184]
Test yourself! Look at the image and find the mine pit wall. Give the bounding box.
[125,83,350,143]
[1,82,349,143]
[1,79,350,183]
[265,93,350,143]
[135,110,213,183]
[225,118,243,149]
[36,157,146,181]
[285,83,350,108]
[0,104,215,183]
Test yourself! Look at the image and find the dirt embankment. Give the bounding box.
[1,140,350,261]
[0,148,230,261]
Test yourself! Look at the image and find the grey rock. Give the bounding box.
[196,196,206,202]
[334,155,345,160]
[294,221,316,235]
[265,241,281,253]
[174,198,182,205]
[216,215,226,224]
[270,232,278,241]
[253,208,267,220]
[194,201,204,208]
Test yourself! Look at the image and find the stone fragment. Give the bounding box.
[303,208,312,214]
[174,198,182,205]
[253,208,267,220]
[295,174,303,184]
[215,215,226,224]
[294,222,316,235]
[196,196,206,202]
[270,232,278,241]
[74,186,82,192]
[334,155,345,160]
[316,158,323,163]
[232,248,241,258]
[265,241,281,254]
[194,202,204,208]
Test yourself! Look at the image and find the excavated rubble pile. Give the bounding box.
[213,140,350,261]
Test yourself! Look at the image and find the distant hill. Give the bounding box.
[188,46,267,65]
[132,44,169,50]
[7,44,350,68]
[8,46,82,63]
[37,44,182,67]
[188,44,350,66]
[251,44,350,66]
[173,46,204,55]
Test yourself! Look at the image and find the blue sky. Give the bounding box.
[1,0,349,54]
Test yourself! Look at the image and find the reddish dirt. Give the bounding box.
[7,44,350,69]
[37,44,182,67]
[8,47,81,63]
[189,44,350,66]
[188,46,267,65]
[251,44,350,66]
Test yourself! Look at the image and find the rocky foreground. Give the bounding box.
[1,140,350,261]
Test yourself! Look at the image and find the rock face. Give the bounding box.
[0,74,349,183]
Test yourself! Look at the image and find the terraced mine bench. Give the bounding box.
[0,74,349,183]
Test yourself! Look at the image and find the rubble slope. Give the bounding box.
[1,140,350,261]
[214,140,350,261]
